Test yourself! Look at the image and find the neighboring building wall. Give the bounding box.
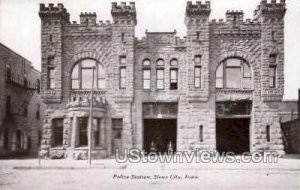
[0,43,44,156]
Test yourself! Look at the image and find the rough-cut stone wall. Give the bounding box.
[39,0,288,158]
[39,3,136,158]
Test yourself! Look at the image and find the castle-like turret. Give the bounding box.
[39,4,69,103]
[255,0,286,100]
[111,2,136,25]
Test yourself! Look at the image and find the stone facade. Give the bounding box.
[0,43,45,157]
[39,0,288,159]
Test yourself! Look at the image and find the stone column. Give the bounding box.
[100,118,106,148]
[71,116,77,148]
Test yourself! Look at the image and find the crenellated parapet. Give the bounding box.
[80,12,97,26]
[226,10,244,24]
[39,3,70,23]
[111,2,136,25]
[254,0,286,20]
[185,1,211,17]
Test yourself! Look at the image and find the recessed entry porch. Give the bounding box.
[142,103,178,154]
[216,101,252,154]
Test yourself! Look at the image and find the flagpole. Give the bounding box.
[88,66,95,166]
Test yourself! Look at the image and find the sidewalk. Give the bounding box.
[0,158,126,170]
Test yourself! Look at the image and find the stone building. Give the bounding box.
[0,43,45,157]
[39,0,288,159]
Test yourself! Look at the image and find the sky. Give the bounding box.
[0,0,299,99]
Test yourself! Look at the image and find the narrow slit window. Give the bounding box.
[269,65,276,88]
[266,125,270,142]
[195,66,201,88]
[199,125,203,142]
[119,67,126,89]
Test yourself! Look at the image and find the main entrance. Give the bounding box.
[216,118,250,154]
[143,119,177,154]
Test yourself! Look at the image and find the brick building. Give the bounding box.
[0,43,45,157]
[39,0,288,159]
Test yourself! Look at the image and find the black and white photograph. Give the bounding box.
[0,0,299,189]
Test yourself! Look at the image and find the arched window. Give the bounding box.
[71,59,105,90]
[170,59,178,90]
[156,59,164,89]
[142,59,151,89]
[216,58,251,89]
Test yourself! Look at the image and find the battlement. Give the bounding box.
[80,12,97,26]
[186,1,211,17]
[111,2,136,24]
[254,0,286,19]
[226,10,244,24]
[39,3,70,23]
[210,18,259,25]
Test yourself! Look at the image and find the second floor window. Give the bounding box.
[119,67,126,89]
[216,58,252,89]
[170,68,178,90]
[71,59,105,90]
[195,66,201,88]
[5,64,11,82]
[269,65,276,88]
[48,68,55,89]
[143,69,151,89]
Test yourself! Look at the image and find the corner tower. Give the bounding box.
[185,1,211,99]
[254,0,286,101]
[39,4,70,103]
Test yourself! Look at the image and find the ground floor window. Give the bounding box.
[112,119,123,154]
[78,117,88,146]
[94,118,101,147]
[52,118,64,147]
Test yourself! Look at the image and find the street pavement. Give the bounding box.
[0,156,299,190]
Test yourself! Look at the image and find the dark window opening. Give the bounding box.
[78,117,88,146]
[170,68,178,90]
[266,125,271,142]
[269,65,276,88]
[269,54,277,64]
[112,119,123,140]
[36,79,40,92]
[36,104,40,120]
[94,118,101,147]
[271,31,276,40]
[121,33,125,42]
[49,34,53,42]
[196,32,200,40]
[199,125,204,142]
[47,57,54,66]
[52,118,64,147]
